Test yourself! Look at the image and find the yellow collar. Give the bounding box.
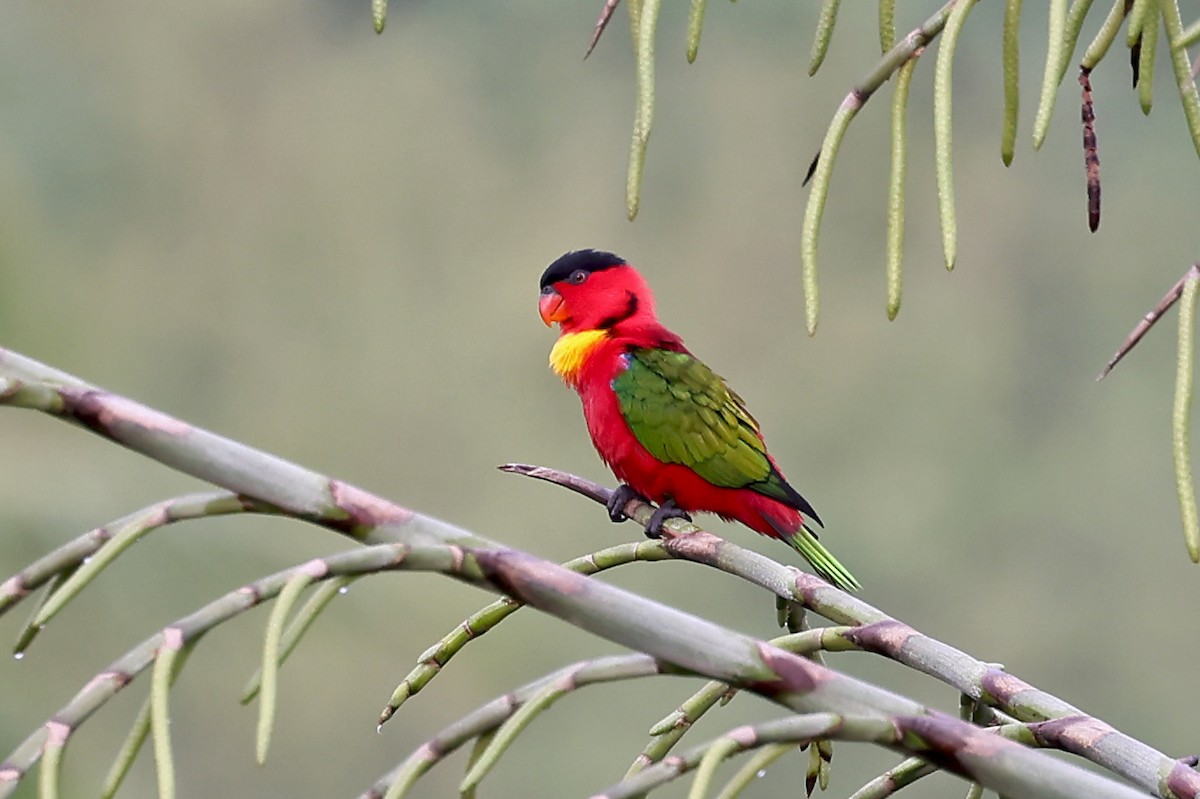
[549,329,608,382]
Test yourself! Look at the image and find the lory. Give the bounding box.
[539,249,860,591]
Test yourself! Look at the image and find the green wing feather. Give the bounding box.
[614,348,857,590]
[612,348,797,505]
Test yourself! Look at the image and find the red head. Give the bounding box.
[538,250,657,335]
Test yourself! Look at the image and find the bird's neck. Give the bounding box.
[549,328,610,384]
[549,318,683,387]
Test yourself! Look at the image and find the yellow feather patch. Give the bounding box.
[549,329,608,382]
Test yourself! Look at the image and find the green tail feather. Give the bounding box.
[786,525,861,592]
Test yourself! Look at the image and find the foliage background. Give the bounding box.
[0,1,1196,796]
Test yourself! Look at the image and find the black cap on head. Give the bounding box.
[540,249,626,289]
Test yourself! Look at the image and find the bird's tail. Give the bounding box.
[765,515,861,592]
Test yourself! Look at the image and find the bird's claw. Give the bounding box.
[645,499,692,539]
[607,484,645,523]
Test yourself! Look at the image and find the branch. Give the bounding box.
[0,350,1174,799]
[503,463,1200,799]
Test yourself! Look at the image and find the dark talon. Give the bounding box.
[607,484,645,523]
[645,498,692,539]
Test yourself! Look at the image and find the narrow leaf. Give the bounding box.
[888,56,918,320]
[878,0,895,53]
[38,723,69,799]
[372,0,387,34]
[626,0,662,220]
[1082,0,1131,70]
[712,743,792,799]
[687,0,707,63]
[241,576,354,704]
[103,642,196,799]
[1175,269,1200,562]
[256,561,327,764]
[1137,1,1160,113]
[1159,0,1200,157]
[1032,0,1069,149]
[933,0,980,271]
[1126,0,1151,48]
[808,0,841,76]
[1056,0,1097,85]
[151,630,184,799]
[1002,0,1023,166]
[688,737,741,799]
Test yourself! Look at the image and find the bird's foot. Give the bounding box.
[607,484,647,523]
[645,499,692,539]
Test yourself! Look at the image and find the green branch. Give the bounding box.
[0,350,1169,799]
[507,463,1200,799]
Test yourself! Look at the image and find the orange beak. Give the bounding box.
[539,291,568,326]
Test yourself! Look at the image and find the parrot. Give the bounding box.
[538,249,860,591]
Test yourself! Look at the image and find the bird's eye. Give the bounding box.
[541,285,555,295]
[569,270,588,284]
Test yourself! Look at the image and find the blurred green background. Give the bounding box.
[1,2,1198,796]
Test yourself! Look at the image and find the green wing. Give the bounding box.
[612,348,798,506]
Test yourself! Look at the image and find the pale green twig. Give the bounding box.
[687,735,742,799]
[33,493,261,628]
[101,639,197,799]
[377,538,669,726]
[458,656,667,795]
[256,560,329,764]
[601,714,908,799]
[712,743,793,799]
[0,543,458,795]
[1180,16,1200,48]
[13,566,78,656]
[241,576,356,704]
[37,723,67,799]
[151,629,184,799]
[846,756,936,799]
[627,627,855,777]
[0,491,258,622]
[366,654,665,799]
